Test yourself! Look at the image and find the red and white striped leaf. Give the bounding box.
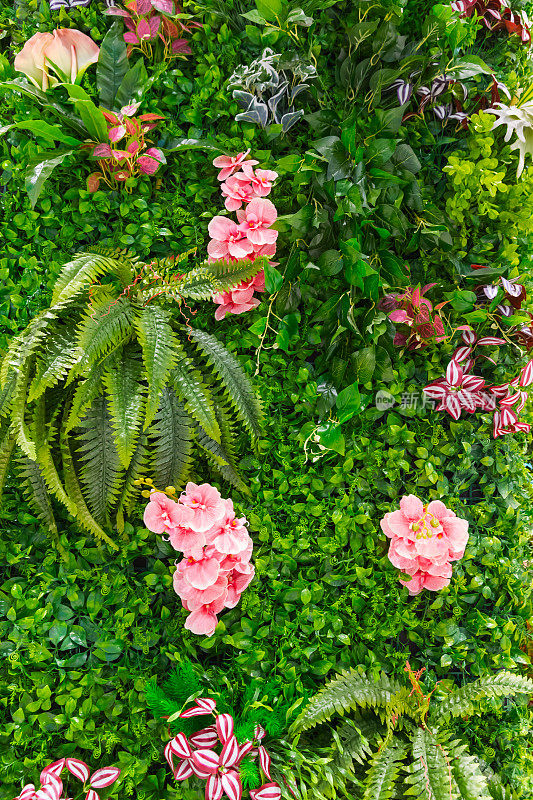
[238,741,254,761]
[461,326,476,344]
[258,747,272,780]
[490,383,510,397]
[216,714,234,744]
[515,422,531,432]
[220,736,240,769]
[180,698,217,718]
[250,784,282,800]
[462,375,485,392]
[254,725,266,742]
[520,360,533,387]
[220,771,242,800]
[456,390,476,412]
[500,407,518,427]
[191,749,219,774]
[423,382,447,399]
[36,779,62,800]
[517,392,528,412]
[169,733,192,760]
[444,395,462,420]
[66,760,90,783]
[452,346,472,363]
[446,359,462,387]
[84,792,99,800]
[41,762,66,784]
[89,769,120,789]
[499,391,521,407]
[173,760,194,782]
[477,337,505,346]
[18,785,36,800]
[205,775,223,800]
[164,742,174,771]
[189,727,219,749]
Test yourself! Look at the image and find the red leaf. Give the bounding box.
[220,736,240,768]
[173,761,194,781]
[191,749,219,774]
[258,746,272,780]
[169,733,193,760]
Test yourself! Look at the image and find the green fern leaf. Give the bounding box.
[149,386,193,489]
[28,329,81,402]
[18,454,57,533]
[60,425,117,549]
[290,671,402,735]
[133,305,178,430]
[1,309,58,387]
[77,394,123,525]
[194,419,247,493]
[65,360,107,433]
[336,720,381,768]
[0,425,15,500]
[52,251,133,306]
[77,297,135,371]
[448,739,491,800]
[406,728,453,800]
[113,431,149,525]
[32,395,77,517]
[187,327,262,438]
[435,672,533,722]
[160,256,266,303]
[0,369,16,419]
[103,346,145,469]
[86,245,139,288]
[363,738,406,800]
[10,360,36,461]
[170,344,220,442]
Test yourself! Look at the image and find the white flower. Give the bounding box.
[487,101,533,177]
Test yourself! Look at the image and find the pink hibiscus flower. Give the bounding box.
[144,492,195,534]
[179,554,221,590]
[213,270,266,320]
[220,175,255,211]
[180,482,226,533]
[238,162,278,197]
[237,198,278,246]
[183,593,227,636]
[207,499,251,555]
[207,217,255,260]
[212,150,258,181]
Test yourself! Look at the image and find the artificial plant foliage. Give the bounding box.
[0,248,264,542]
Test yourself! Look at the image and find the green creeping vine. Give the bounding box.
[0,248,264,545]
[290,664,533,800]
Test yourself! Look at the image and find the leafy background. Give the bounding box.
[1,0,532,798]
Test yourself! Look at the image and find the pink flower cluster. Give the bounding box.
[14,758,120,800]
[424,326,533,437]
[208,150,278,319]
[165,698,281,800]
[381,495,469,596]
[144,482,254,636]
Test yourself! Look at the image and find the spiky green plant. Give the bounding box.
[0,247,264,547]
[289,664,533,800]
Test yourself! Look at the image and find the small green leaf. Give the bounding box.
[264,264,283,293]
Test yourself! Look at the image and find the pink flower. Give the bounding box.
[237,163,278,197]
[184,593,227,636]
[237,198,278,246]
[220,176,255,210]
[180,482,226,532]
[15,28,99,90]
[180,554,221,589]
[208,217,255,260]
[212,150,258,181]
[168,524,206,557]
[225,567,255,608]
[213,270,266,320]
[174,571,228,608]
[380,495,469,596]
[144,492,195,535]
[207,499,251,555]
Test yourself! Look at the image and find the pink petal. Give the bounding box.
[216,713,235,744]
[399,495,423,521]
[89,769,120,789]
[191,749,220,774]
[66,760,89,783]
[220,771,242,800]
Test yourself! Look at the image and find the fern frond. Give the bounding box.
[145,680,180,720]
[60,425,117,549]
[406,728,454,800]
[18,454,57,533]
[163,660,201,704]
[0,425,15,500]
[336,720,381,768]
[65,360,107,433]
[28,329,81,402]
[290,671,402,736]
[187,327,262,438]
[435,672,533,722]
[10,360,36,461]
[149,386,193,490]
[133,305,178,430]
[363,738,406,800]
[113,432,149,523]
[86,245,139,288]
[103,346,145,469]
[0,369,16,419]
[77,394,123,525]
[448,739,491,800]
[194,415,247,493]
[170,345,221,442]
[52,251,133,306]
[33,395,77,517]
[160,256,266,302]
[77,297,134,371]
[1,309,58,387]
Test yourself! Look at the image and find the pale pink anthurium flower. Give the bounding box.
[180,482,226,533]
[15,29,99,90]
[144,492,195,535]
[212,150,258,181]
[207,217,255,260]
[237,198,278,246]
